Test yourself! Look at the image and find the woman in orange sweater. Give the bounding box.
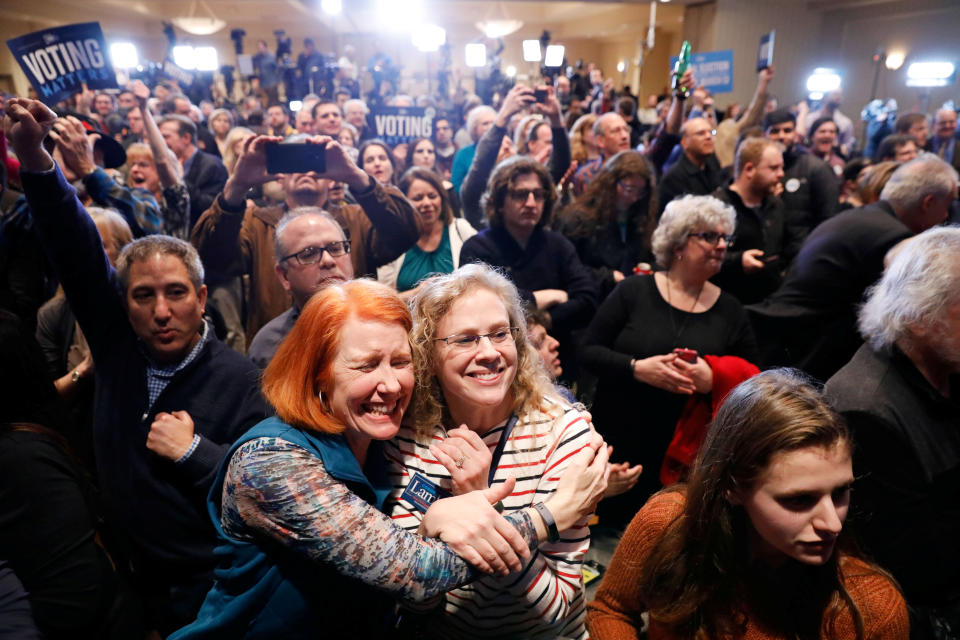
[587,369,908,640]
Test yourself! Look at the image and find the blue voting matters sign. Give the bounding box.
[372,106,434,147]
[7,22,117,105]
[670,49,734,94]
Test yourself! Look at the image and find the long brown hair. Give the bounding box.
[639,369,887,640]
[398,167,454,227]
[558,150,656,246]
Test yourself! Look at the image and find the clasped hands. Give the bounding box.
[632,351,713,395]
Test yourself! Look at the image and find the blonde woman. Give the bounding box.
[386,263,607,639]
[570,113,600,165]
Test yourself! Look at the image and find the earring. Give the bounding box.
[317,389,326,405]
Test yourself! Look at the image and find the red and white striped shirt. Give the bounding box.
[385,399,593,639]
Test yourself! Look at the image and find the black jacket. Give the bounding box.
[747,200,912,379]
[710,185,803,304]
[656,151,727,219]
[459,225,597,335]
[781,145,840,237]
[24,168,269,587]
[825,344,960,608]
[184,149,228,226]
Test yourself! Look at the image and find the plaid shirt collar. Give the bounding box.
[143,321,210,409]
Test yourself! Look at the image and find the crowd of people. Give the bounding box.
[1,31,958,640]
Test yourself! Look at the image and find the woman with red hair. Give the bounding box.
[172,279,606,639]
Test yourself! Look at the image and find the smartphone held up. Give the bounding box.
[265,141,328,174]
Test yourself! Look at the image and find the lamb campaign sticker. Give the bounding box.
[372,106,433,147]
[7,22,117,105]
[401,472,451,514]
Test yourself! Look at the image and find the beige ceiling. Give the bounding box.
[1,0,685,43]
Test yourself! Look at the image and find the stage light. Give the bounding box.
[907,61,955,87]
[506,65,517,78]
[173,45,197,70]
[195,46,219,71]
[885,51,905,71]
[465,43,486,68]
[522,40,542,63]
[289,100,303,112]
[806,68,842,97]
[477,20,524,39]
[544,45,565,68]
[412,24,446,52]
[321,0,342,15]
[110,42,139,69]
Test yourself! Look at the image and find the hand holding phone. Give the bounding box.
[265,141,327,174]
[533,88,548,103]
[673,348,698,364]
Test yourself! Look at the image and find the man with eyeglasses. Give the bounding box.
[460,156,596,383]
[193,134,418,346]
[656,117,726,219]
[764,108,839,238]
[247,208,353,367]
[711,138,803,304]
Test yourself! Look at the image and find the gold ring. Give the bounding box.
[455,455,466,469]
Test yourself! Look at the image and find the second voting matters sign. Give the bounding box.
[372,106,433,147]
[669,49,734,94]
[7,22,117,105]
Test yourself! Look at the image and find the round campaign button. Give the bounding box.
[833,164,843,177]
[785,178,801,193]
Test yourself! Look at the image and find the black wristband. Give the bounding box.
[533,502,560,543]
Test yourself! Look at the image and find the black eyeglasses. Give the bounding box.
[689,231,734,246]
[506,188,547,203]
[281,241,351,265]
[435,327,523,350]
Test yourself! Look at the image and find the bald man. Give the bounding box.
[656,116,726,218]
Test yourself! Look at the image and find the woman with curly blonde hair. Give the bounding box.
[386,263,608,639]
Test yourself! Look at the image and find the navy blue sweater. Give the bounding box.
[23,167,269,579]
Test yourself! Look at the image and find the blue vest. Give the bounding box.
[170,417,395,639]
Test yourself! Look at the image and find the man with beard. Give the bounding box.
[711,138,802,303]
[825,227,960,632]
[764,108,839,238]
[192,134,418,346]
[656,117,726,218]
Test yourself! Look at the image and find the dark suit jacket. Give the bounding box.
[656,151,727,219]
[184,149,228,226]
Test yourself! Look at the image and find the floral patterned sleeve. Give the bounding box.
[222,437,537,603]
[161,183,191,240]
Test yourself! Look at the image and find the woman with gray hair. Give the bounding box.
[581,194,759,525]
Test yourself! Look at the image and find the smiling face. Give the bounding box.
[811,121,837,155]
[434,287,518,429]
[733,443,853,567]
[362,144,394,184]
[406,178,443,228]
[125,253,207,366]
[412,139,436,170]
[327,317,414,447]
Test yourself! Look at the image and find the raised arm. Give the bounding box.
[461,85,535,228]
[736,67,774,132]
[131,80,181,189]
[6,98,129,356]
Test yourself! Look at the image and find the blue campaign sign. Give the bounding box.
[670,49,734,94]
[372,106,434,147]
[7,22,117,105]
